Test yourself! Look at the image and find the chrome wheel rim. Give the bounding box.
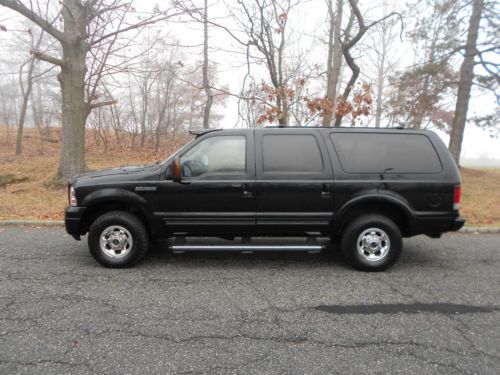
[356,227,390,262]
[99,225,133,258]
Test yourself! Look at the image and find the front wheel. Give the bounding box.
[88,211,149,268]
[341,214,402,271]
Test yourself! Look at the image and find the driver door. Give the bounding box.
[157,131,256,234]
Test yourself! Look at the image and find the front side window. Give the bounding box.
[180,135,246,178]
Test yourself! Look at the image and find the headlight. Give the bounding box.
[69,185,77,207]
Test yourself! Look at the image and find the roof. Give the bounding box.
[188,126,427,136]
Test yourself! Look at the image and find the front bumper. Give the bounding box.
[65,206,87,240]
[450,216,465,232]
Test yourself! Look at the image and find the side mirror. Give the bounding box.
[172,157,182,182]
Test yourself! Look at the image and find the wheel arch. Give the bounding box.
[334,195,415,237]
[79,189,152,236]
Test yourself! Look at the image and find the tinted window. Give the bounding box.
[331,133,442,174]
[180,135,246,177]
[263,134,323,173]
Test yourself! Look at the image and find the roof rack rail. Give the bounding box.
[189,126,414,133]
[264,126,332,128]
[263,125,404,129]
[189,128,222,137]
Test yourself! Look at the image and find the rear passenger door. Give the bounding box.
[255,130,334,232]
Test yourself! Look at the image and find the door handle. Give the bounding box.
[242,184,253,198]
[321,183,332,198]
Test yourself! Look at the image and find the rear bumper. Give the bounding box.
[65,206,87,240]
[449,216,465,232]
[409,214,466,236]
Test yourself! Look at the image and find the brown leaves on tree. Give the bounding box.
[302,82,372,126]
[303,96,334,119]
[255,79,372,126]
[337,82,373,125]
[256,82,295,125]
[274,12,288,33]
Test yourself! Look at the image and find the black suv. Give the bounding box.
[65,127,465,271]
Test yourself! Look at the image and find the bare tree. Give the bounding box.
[0,76,19,144]
[202,0,213,129]
[449,0,484,164]
[129,69,154,147]
[0,0,179,178]
[322,0,344,126]
[233,0,299,126]
[15,28,44,155]
[366,7,399,128]
[31,75,60,139]
[334,0,401,126]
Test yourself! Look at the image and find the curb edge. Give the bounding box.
[0,220,499,233]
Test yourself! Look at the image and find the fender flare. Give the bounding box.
[81,188,152,222]
[335,192,415,229]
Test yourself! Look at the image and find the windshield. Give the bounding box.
[149,137,196,166]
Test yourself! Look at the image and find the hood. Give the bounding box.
[70,162,164,185]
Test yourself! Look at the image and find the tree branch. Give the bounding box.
[475,48,500,79]
[30,50,64,67]
[89,100,117,109]
[0,0,63,41]
[89,11,183,47]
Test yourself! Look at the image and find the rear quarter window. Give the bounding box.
[330,133,442,174]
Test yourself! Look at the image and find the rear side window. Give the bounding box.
[263,134,323,173]
[330,133,442,174]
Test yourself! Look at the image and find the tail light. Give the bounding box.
[453,185,461,211]
[69,185,77,207]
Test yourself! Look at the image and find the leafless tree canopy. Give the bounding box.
[0,0,498,170]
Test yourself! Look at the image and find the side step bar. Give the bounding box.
[170,244,323,253]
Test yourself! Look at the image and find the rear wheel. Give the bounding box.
[341,214,402,271]
[88,211,149,268]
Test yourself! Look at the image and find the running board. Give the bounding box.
[170,244,323,253]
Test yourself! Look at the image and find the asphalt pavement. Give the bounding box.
[0,228,499,374]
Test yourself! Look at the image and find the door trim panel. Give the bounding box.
[155,211,256,226]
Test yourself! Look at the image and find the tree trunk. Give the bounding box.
[139,80,149,148]
[31,86,43,138]
[57,41,89,178]
[374,29,386,128]
[16,58,35,155]
[333,4,356,127]
[449,0,483,165]
[202,0,213,129]
[140,117,146,147]
[277,91,288,126]
[56,0,90,179]
[374,64,384,128]
[323,0,343,127]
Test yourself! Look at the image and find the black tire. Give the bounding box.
[341,214,402,272]
[88,211,149,268]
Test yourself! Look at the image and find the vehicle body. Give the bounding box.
[65,127,465,271]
